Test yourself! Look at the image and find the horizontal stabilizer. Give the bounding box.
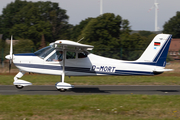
[153,69,173,73]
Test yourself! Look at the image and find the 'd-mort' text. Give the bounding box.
[91,65,116,73]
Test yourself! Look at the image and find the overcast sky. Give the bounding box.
[0,0,180,31]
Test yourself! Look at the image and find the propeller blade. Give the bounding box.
[9,35,13,73]
[9,60,11,73]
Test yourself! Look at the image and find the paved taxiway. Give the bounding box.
[0,85,180,95]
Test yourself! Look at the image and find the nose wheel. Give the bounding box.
[15,85,24,89]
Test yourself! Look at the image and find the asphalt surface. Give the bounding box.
[0,85,180,95]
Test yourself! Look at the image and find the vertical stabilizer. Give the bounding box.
[137,34,172,67]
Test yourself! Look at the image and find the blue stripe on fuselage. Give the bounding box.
[14,63,154,75]
[14,53,36,56]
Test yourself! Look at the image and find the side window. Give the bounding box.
[66,51,76,59]
[34,46,55,59]
[78,52,87,58]
[47,51,63,62]
[40,47,55,59]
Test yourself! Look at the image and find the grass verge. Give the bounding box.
[1,73,180,85]
[0,95,180,120]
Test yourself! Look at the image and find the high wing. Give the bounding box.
[50,40,94,51]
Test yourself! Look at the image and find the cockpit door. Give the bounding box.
[43,50,64,75]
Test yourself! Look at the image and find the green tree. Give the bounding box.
[0,39,7,63]
[121,19,131,35]
[163,11,180,38]
[79,13,122,59]
[26,21,52,49]
[138,31,154,37]
[0,0,28,39]
[71,18,93,41]
[121,33,147,60]
[13,39,34,53]
[0,0,71,48]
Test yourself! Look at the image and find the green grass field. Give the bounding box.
[0,63,180,120]
[0,72,180,86]
[0,95,180,120]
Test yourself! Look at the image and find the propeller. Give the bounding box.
[5,36,13,73]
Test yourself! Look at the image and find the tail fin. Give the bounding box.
[137,34,172,67]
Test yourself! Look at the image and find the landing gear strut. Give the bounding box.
[55,48,74,92]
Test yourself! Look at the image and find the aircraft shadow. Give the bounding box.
[105,90,180,93]
[20,88,180,94]
[22,87,108,93]
[69,88,179,93]
[23,89,179,93]
[156,90,179,92]
[70,87,108,93]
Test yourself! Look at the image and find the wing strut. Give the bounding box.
[55,46,74,92]
[61,48,65,83]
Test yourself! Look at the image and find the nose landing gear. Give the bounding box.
[14,71,32,89]
[15,85,24,89]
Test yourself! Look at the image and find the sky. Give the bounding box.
[0,0,180,31]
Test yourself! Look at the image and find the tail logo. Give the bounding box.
[154,42,161,46]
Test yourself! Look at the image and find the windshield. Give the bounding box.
[34,46,55,59]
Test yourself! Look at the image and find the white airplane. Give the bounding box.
[5,34,172,92]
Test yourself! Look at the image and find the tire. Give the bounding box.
[58,88,67,92]
[15,85,24,89]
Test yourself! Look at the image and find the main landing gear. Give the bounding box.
[55,48,74,92]
[55,82,74,92]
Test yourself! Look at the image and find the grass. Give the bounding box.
[0,63,180,120]
[0,72,180,86]
[0,95,180,120]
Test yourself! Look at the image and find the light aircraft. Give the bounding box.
[5,34,172,92]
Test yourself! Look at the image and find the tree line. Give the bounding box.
[0,0,178,61]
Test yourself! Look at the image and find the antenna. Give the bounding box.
[77,37,84,43]
[149,0,159,31]
[100,0,103,15]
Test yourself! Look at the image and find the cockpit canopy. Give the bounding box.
[34,46,55,59]
[34,45,89,61]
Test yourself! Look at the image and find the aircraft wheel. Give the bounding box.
[58,88,67,92]
[15,85,24,89]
